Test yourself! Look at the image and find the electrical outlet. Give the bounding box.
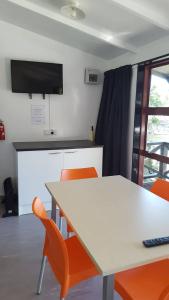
[50,129,57,135]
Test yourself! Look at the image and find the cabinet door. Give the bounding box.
[18,150,63,214]
[63,147,103,176]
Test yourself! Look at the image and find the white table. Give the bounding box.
[46,175,169,300]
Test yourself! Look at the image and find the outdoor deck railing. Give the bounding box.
[144,142,169,180]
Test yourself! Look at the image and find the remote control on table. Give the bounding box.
[143,236,169,248]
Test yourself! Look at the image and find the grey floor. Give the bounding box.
[0,213,122,300]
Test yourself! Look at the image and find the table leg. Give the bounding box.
[103,274,114,300]
[51,196,56,222]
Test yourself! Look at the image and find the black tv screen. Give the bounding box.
[11,60,63,95]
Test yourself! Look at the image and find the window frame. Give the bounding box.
[138,58,169,185]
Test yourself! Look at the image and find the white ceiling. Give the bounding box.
[0,0,169,60]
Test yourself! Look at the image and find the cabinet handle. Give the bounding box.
[48,152,62,155]
[64,151,77,154]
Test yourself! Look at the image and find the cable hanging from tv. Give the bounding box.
[28,93,49,100]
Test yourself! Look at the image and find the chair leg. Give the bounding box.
[59,215,63,232]
[36,256,47,295]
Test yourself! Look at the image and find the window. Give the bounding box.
[137,59,169,188]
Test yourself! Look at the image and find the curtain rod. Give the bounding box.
[132,52,169,66]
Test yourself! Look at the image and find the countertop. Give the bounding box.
[13,140,102,151]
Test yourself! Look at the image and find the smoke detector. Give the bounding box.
[61,2,85,20]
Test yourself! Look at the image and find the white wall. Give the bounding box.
[0,20,106,195]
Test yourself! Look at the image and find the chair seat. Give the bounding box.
[115,259,169,300]
[65,236,100,287]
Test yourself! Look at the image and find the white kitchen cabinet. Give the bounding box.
[17,150,63,215]
[63,148,102,176]
[16,146,103,215]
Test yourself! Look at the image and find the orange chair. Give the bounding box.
[32,197,100,299]
[115,178,169,300]
[159,285,169,300]
[59,167,98,236]
[60,167,98,181]
[115,259,169,300]
[150,178,169,201]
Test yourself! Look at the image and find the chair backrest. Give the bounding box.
[32,197,69,289]
[32,197,48,219]
[150,179,169,201]
[60,167,98,181]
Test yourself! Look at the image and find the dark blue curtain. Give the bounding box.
[95,65,132,177]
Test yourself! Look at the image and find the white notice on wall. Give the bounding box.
[31,104,46,125]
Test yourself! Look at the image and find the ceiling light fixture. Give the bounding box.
[61,2,85,20]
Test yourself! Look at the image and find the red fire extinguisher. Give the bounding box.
[0,120,5,140]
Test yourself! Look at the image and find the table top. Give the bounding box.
[46,175,169,276]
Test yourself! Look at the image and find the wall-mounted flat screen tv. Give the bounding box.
[11,60,63,95]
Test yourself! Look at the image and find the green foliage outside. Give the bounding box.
[149,85,163,107]
[144,81,168,180]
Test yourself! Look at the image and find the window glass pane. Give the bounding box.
[149,68,169,107]
[146,116,169,153]
[143,157,169,189]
